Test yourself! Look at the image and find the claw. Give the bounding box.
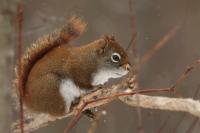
[127,76,137,90]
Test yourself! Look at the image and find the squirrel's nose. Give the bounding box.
[123,63,131,71]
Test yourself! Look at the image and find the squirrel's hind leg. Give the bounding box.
[24,73,66,116]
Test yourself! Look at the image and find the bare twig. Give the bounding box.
[170,59,200,91]
[126,0,137,56]
[11,81,200,133]
[12,65,200,133]
[157,116,170,133]
[186,117,199,133]
[140,26,180,65]
[172,113,187,133]
[12,91,200,133]
[16,2,24,133]
[127,1,143,130]
[172,85,200,133]
[64,87,171,133]
[87,111,102,133]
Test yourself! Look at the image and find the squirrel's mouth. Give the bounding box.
[114,64,131,76]
[92,65,130,86]
[114,63,131,76]
[115,73,124,76]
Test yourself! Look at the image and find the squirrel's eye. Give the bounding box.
[111,53,121,63]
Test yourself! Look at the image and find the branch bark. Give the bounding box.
[120,94,200,117]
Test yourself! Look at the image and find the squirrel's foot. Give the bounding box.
[127,76,137,90]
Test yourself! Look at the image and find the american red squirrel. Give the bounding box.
[15,17,131,116]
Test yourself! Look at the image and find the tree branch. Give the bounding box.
[11,73,200,133]
[120,94,200,117]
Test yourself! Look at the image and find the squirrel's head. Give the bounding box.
[92,35,131,86]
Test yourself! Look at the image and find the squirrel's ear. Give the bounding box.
[96,38,109,55]
[96,35,115,55]
[104,35,115,42]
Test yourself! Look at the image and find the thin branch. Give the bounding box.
[12,50,200,133]
[11,84,200,133]
[16,2,24,133]
[140,26,180,66]
[170,59,200,91]
[64,100,86,133]
[172,85,200,133]
[64,88,172,132]
[186,117,199,133]
[12,57,200,133]
[172,113,187,133]
[126,0,137,56]
[87,111,102,133]
[157,116,170,133]
[12,92,200,133]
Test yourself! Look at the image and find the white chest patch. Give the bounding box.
[92,67,129,86]
[59,79,86,113]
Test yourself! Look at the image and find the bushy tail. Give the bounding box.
[15,16,87,97]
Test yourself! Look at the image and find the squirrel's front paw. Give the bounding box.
[127,76,137,90]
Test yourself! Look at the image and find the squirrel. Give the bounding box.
[15,16,131,116]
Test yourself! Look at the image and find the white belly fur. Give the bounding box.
[59,79,85,113]
[92,67,128,86]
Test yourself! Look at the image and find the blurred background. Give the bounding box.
[1,0,200,132]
